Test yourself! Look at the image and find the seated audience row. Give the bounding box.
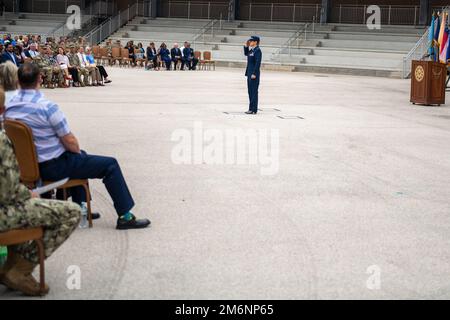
[114,40,200,71]
[2,34,212,74]
[1,34,111,88]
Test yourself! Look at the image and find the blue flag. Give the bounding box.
[429,14,435,56]
[434,16,441,41]
[447,31,450,62]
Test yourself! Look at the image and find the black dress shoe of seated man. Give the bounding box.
[91,212,101,220]
[116,214,151,230]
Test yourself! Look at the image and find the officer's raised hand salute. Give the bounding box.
[244,36,262,114]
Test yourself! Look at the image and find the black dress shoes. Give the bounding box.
[245,111,257,114]
[116,214,151,230]
[90,212,101,220]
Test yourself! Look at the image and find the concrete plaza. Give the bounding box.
[1,67,450,299]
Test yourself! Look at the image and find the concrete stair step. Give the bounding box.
[317,32,420,42]
[312,39,415,51]
[278,54,403,69]
[293,64,403,78]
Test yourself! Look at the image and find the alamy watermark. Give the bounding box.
[66,5,81,31]
[66,265,81,290]
[171,122,280,175]
[366,265,381,290]
[366,5,381,30]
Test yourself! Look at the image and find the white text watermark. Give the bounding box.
[171,122,280,175]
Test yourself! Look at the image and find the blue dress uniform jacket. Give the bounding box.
[159,48,172,70]
[244,46,262,113]
[244,46,262,78]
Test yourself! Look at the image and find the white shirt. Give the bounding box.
[77,52,87,68]
[28,50,39,58]
[57,54,69,69]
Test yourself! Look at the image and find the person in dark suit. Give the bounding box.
[126,41,136,66]
[1,43,20,67]
[244,36,262,114]
[146,42,157,70]
[158,43,171,71]
[170,43,182,71]
[182,42,198,71]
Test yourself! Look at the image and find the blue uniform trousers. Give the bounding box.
[39,151,135,216]
[162,56,171,70]
[247,76,260,113]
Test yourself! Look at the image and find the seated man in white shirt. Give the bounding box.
[76,46,100,86]
[24,43,40,60]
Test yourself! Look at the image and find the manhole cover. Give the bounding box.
[259,108,281,112]
[277,116,304,119]
[223,112,248,115]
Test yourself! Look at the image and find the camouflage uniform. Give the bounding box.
[0,132,80,264]
[32,54,64,87]
[47,54,64,86]
[49,41,59,54]
[32,55,53,86]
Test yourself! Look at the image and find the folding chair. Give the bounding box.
[4,119,93,228]
[99,47,111,66]
[92,46,101,61]
[121,48,131,67]
[145,57,154,70]
[194,51,203,70]
[134,48,145,67]
[203,51,216,71]
[0,228,46,295]
[111,47,122,66]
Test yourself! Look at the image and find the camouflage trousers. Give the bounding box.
[0,199,81,264]
[40,67,64,86]
[77,67,90,86]
[40,67,53,84]
[52,67,64,85]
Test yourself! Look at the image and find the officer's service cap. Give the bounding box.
[248,36,260,42]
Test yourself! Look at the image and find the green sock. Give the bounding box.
[120,212,133,221]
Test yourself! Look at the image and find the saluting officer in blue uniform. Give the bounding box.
[244,36,262,114]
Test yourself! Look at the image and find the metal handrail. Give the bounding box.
[271,23,310,62]
[43,0,111,39]
[84,1,142,46]
[192,19,218,47]
[402,28,430,78]
[402,6,449,78]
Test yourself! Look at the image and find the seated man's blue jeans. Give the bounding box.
[39,151,135,216]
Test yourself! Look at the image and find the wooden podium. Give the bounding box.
[410,60,446,106]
